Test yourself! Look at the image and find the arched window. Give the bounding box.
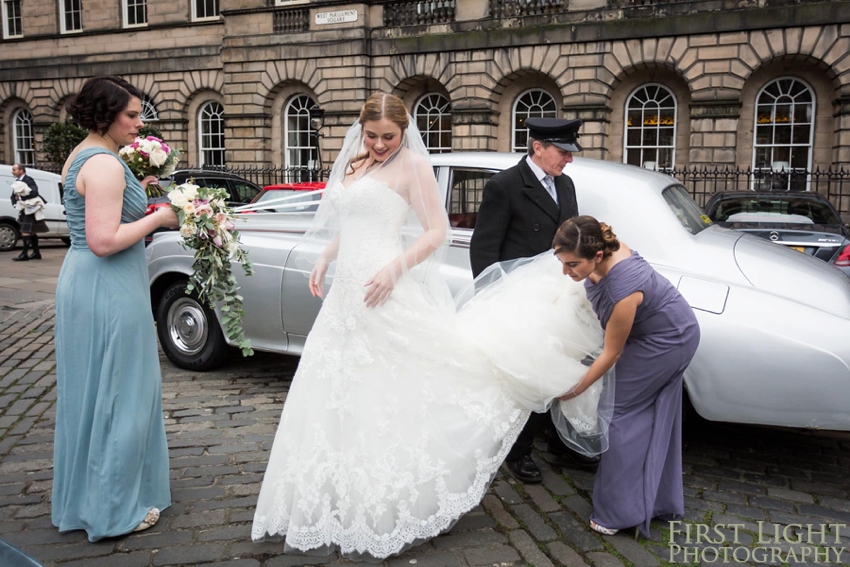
[198,101,225,167]
[13,109,35,166]
[753,77,814,191]
[512,89,557,152]
[624,84,677,171]
[414,93,451,153]
[284,94,317,171]
[141,97,158,122]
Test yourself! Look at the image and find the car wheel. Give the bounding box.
[0,222,20,252]
[156,280,230,371]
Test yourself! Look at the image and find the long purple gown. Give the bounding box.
[584,251,700,536]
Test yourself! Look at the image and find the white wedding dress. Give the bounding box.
[251,177,605,559]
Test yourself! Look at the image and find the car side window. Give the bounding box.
[448,168,496,230]
[662,185,712,235]
[232,181,260,204]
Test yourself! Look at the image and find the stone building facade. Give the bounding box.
[1,0,850,201]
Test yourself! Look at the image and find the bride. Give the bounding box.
[251,93,611,560]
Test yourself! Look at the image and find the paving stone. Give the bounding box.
[561,494,593,520]
[550,512,604,552]
[60,551,153,567]
[510,503,557,542]
[152,543,227,565]
[586,551,626,567]
[481,494,519,530]
[22,540,115,562]
[492,479,523,505]
[700,489,746,505]
[525,483,562,512]
[541,470,575,497]
[196,524,252,541]
[433,529,507,550]
[717,479,766,495]
[749,495,799,512]
[117,529,195,551]
[206,560,261,567]
[264,556,332,567]
[605,532,660,567]
[509,528,555,567]
[462,544,521,566]
[723,504,768,520]
[386,551,465,567]
[547,540,590,567]
[169,509,228,529]
[450,512,496,532]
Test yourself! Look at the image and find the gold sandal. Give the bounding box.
[132,508,160,533]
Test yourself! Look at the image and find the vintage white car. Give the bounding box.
[146,153,850,431]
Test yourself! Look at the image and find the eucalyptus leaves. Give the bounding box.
[168,182,254,356]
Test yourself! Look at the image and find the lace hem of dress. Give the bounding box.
[250,408,529,559]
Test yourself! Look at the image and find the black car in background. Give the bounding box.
[704,190,850,277]
[144,170,262,245]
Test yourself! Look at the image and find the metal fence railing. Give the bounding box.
[663,167,850,217]
[191,165,332,188]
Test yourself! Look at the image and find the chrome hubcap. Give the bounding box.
[0,226,17,251]
[167,297,209,356]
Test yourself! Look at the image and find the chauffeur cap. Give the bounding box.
[525,117,583,152]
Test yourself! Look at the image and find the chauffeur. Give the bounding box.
[470,117,600,483]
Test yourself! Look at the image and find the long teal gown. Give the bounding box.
[52,147,171,542]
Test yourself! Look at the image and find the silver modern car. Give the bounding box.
[147,153,850,431]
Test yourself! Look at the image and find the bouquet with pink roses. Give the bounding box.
[168,181,254,356]
[119,135,180,197]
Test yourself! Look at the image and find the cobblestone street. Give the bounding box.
[1,247,849,566]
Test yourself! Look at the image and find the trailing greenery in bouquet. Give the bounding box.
[168,182,255,356]
[119,136,180,197]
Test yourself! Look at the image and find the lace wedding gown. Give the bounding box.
[252,177,604,559]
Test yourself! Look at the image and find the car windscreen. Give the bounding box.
[662,185,712,235]
[255,189,321,212]
[712,197,841,225]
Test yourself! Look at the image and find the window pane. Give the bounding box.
[449,169,494,228]
[13,109,35,166]
[512,90,557,152]
[624,84,676,169]
[774,125,792,145]
[792,125,810,145]
[752,77,813,189]
[414,93,451,154]
[198,101,225,167]
[5,0,23,36]
[284,94,317,169]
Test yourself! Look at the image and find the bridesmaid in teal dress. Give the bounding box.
[53,76,179,542]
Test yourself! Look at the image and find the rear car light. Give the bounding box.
[835,244,850,267]
[145,203,170,215]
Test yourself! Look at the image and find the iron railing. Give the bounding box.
[660,167,850,216]
[490,0,568,17]
[195,165,332,187]
[384,1,457,27]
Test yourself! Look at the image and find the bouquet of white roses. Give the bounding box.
[119,135,180,197]
[168,182,254,356]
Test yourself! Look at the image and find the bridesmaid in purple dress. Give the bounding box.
[553,216,700,537]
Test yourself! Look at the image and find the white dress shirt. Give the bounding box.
[526,158,558,205]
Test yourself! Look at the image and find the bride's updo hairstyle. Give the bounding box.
[553,215,620,260]
[66,76,144,135]
[348,93,410,172]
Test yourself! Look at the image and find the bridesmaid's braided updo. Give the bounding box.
[552,215,620,260]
